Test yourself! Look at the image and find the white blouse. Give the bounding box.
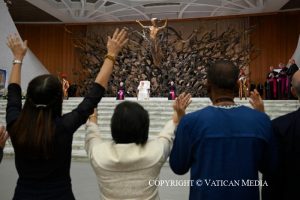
[85,120,176,200]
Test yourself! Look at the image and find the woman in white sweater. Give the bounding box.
[85,93,191,200]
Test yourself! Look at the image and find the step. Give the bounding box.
[1,98,299,158]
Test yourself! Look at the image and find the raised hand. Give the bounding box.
[249,89,265,112]
[107,28,128,58]
[0,126,9,149]
[172,93,192,124]
[7,33,28,60]
[88,108,98,124]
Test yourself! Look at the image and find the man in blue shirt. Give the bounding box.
[169,60,276,200]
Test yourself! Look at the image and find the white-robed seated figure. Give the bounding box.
[137,81,150,100]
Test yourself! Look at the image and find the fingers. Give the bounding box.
[116,28,126,41]
[0,125,8,145]
[120,38,129,47]
[112,28,128,42]
[112,28,119,40]
[6,34,27,50]
[249,98,255,107]
[176,93,192,109]
[6,35,14,48]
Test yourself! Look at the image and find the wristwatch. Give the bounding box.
[13,59,22,64]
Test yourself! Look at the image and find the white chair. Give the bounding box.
[137,81,150,100]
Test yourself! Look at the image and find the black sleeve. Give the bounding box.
[61,82,105,134]
[6,83,22,128]
[0,147,3,164]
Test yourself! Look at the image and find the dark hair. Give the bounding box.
[10,74,63,157]
[67,84,77,97]
[207,60,239,89]
[111,101,149,145]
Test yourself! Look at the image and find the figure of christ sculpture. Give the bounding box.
[136,18,167,67]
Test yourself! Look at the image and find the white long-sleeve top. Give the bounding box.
[85,120,176,200]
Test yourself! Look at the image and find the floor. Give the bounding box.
[0,158,190,200]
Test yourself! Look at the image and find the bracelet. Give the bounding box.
[13,59,22,65]
[104,54,115,65]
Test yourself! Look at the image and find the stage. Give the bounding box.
[0,98,299,159]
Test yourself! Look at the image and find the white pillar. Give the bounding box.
[292,35,300,67]
[0,0,49,90]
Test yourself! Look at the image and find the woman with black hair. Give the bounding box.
[85,93,191,199]
[6,29,128,199]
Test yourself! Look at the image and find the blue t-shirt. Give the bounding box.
[170,105,275,200]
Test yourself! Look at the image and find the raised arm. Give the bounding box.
[249,89,265,112]
[62,28,128,133]
[159,19,168,30]
[159,93,192,161]
[95,28,128,89]
[136,20,149,29]
[6,34,28,126]
[172,92,192,124]
[85,108,102,158]
[7,34,28,85]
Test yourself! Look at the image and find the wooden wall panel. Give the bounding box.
[15,11,300,91]
[16,24,86,83]
[249,12,300,84]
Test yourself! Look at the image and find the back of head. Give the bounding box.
[26,75,63,112]
[111,101,149,145]
[207,60,239,90]
[11,74,63,157]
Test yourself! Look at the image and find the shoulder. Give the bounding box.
[272,109,300,128]
[240,106,271,123]
[183,106,211,120]
[178,107,213,128]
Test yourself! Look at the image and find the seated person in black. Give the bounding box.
[6,29,128,199]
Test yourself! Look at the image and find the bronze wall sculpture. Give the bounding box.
[72,18,254,97]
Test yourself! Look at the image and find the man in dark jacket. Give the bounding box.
[267,70,300,199]
[251,70,300,200]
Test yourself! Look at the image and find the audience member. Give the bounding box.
[266,66,278,100]
[116,81,125,100]
[85,93,191,199]
[0,125,9,163]
[169,60,276,200]
[5,29,128,199]
[251,70,300,200]
[168,81,176,100]
[277,63,288,99]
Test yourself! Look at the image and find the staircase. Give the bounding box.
[1,98,299,159]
